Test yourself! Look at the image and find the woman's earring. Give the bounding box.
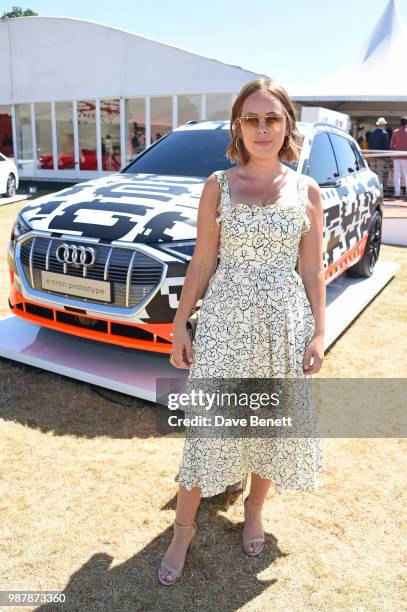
[235,138,241,152]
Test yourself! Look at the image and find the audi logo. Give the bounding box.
[55,243,96,267]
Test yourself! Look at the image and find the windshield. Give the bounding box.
[122,127,302,178]
[122,129,234,178]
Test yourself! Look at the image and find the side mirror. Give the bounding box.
[319,178,341,188]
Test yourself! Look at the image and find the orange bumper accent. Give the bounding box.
[7,234,368,352]
[323,234,368,284]
[8,280,173,354]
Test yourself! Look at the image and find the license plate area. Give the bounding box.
[41,271,112,303]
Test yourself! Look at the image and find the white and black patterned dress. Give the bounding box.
[174,169,324,498]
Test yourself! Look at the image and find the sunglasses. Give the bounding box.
[237,113,286,129]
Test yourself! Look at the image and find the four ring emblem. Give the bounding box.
[55,243,96,267]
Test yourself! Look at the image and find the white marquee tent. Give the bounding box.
[0,16,268,179]
[0,16,267,104]
[293,0,407,119]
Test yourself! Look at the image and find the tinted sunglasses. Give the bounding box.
[237,113,286,129]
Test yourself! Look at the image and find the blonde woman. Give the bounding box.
[159,78,325,585]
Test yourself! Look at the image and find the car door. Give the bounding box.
[304,131,342,272]
[328,133,370,256]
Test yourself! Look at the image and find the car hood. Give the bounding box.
[20,173,207,243]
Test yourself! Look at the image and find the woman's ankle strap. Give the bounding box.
[245,496,263,507]
[174,519,196,528]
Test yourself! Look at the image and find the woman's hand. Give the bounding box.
[303,333,324,375]
[170,323,193,369]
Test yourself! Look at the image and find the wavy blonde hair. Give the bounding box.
[226,78,302,165]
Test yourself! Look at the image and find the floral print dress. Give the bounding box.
[174,169,324,499]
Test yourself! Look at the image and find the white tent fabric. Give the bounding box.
[0,16,266,104]
[295,0,407,100]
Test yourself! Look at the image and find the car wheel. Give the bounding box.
[4,173,17,198]
[346,210,382,278]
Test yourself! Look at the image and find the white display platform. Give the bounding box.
[0,261,398,401]
[0,194,29,206]
[381,216,407,247]
[323,260,398,348]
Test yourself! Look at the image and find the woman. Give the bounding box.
[159,78,325,585]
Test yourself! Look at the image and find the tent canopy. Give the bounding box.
[293,0,407,103]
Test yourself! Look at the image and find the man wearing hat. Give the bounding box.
[367,118,389,188]
[367,117,390,149]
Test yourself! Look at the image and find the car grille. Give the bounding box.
[19,236,164,309]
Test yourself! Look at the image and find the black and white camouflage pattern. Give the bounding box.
[21,173,204,243]
[297,123,383,270]
[14,121,383,323]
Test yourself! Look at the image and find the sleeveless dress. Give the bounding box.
[174,169,324,499]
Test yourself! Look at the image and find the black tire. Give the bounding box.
[4,173,17,198]
[346,210,382,278]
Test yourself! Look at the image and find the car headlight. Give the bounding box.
[152,240,196,260]
[11,213,31,243]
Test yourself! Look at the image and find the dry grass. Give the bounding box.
[0,197,406,611]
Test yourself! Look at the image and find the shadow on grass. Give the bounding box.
[0,354,175,440]
[35,491,285,611]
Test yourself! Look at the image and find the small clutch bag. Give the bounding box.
[186,310,199,342]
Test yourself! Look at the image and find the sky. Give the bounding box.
[1,0,405,90]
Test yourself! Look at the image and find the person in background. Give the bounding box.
[359,135,368,150]
[367,118,389,187]
[138,132,146,153]
[367,117,389,149]
[131,123,140,156]
[1,133,13,157]
[357,127,368,150]
[2,133,12,146]
[389,116,407,199]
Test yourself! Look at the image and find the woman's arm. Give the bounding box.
[170,173,221,368]
[173,173,221,326]
[298,177,326,372]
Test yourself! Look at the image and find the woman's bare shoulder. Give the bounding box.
[303,175,322,199]
[200,172,222,204]
[303,175,323,215]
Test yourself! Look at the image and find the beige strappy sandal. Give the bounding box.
[158,519,197,586]
[242,497,265,557]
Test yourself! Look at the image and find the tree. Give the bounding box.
[1,6,38,19]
